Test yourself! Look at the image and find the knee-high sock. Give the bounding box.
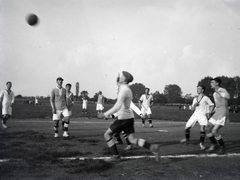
[104,133,119,155]
[185,129,190,140]
[215,135,225,147]
[136,138,151,150]
[206,132,217,145]
[200,131,205,143]
[64,121,69,132]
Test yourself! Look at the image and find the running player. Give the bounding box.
[205,77,230,155]
[0,81,14,129]
[180,85,214,150]
[50,77,70,138]
[96,91,104,114]
[139,88,154,127]
[98,71,159,162]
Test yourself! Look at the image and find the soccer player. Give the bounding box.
[98,71,160,162]
[0,81,14,129]
[96,91,104,114]
[62,83,74,130]
[139,88,154,128]
[180,85,214,150]
[205,77,230,155]
[82,94,88,114]
[50,77,70,138]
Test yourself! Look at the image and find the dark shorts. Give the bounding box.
[110,118,134,135]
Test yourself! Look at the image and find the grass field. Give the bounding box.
[0,101,240,180]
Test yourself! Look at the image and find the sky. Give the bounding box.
[0,0,240,99]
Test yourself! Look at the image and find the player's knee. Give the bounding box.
[185,128,190,133]
[104,130,113,141]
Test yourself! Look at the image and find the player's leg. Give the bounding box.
[121,131,132,150]
[147,108,153,128]
[212,124,225,154]
[205,120,217,152]
[1,105,10,128]
[104,127,121,162]
[53,111,62,137]
[141,108,146,127]
[114,132,123,144]
[199,125,206,150]
[128,133,160,162]
[2,114,9,129]
[62,109,70,137]
[180,116,196,143]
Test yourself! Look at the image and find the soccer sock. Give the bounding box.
[206,133,217,145]
[185,129,190,140]
[54,124,59,133]
[122,132,131,145]
[215,135,225,147]
[200,131,205,143]
[2,117,7,124]
[142,118,145,124]
[136,138,151,150]
[64,121,69,132]
[148,118,152,124]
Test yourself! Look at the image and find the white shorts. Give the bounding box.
[2,105,12,115]
[82,102,87,109]
[53,108,70,121]
[141,106,152,116]
[185,114,208,128]
[96,104,104,111]
[209,116,226,127]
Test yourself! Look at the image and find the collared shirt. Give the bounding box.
[140,94,153,108]
[192,96,214,116]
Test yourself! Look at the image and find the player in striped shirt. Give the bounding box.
[0,81,14,129]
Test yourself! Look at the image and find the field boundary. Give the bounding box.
[1,153,240,163]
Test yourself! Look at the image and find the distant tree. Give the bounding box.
[183,93,194,104]
[152,91,168,104]
[197,76,214,97]
[130,83,146,103]
[164,84,182,103]
[15,94,22,98]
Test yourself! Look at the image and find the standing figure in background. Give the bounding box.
[82,94,88,114]
[0,81,14,129]
[139,88,154,128]
[96,91,104,114]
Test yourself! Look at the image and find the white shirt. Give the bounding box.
[0,89,15,106]
[192,96,214,116]
[140,94,153,108]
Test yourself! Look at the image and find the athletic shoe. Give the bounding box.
[124,145,132,151]
[1,121,7,129]
[218,146,226,155]
[180,138,189,144]
[150,124,153,128]
[150,144,160,162]
[205,144,216,153]
[54,133,59,138]
[104,155,121,163]
[200,143,206,150]
[63,131,69,137]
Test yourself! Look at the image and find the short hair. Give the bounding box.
[197,85,206,92]
[6,81,12,85]
[66,83,72,88]
[145,88,150,92]
[211,77,221,86]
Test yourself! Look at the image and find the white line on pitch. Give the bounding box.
[59,153,240,161]
[1,153,240,163]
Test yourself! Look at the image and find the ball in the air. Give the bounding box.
[26,14,39,26]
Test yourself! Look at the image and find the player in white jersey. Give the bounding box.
[0,81,14,129]
[82,95,88,114]
[205,77,230,155]
[50,77,70,138]
[96,91,104,114]
[139,88,154,127]
[98,71,159,162]
[180,85,214,150]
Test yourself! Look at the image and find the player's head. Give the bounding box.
[197,85,205,94]
[6,81,12,89]
[99,91,102,95]
[117,71,133,84]
[145,88,150,94]
[210,77,221,88]
[56,77,64,86]
[66,83,72,91]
